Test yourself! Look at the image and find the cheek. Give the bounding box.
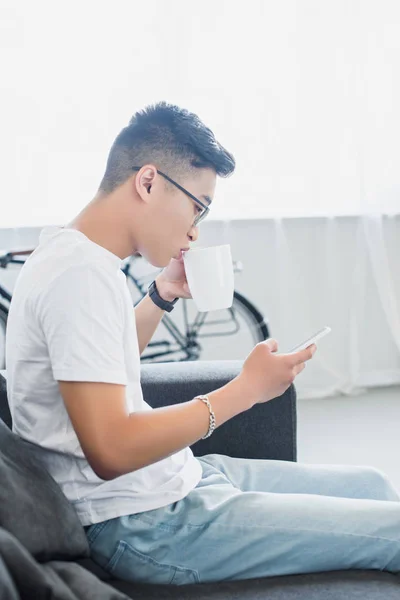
[156,205,184,242]
[153,201,173,230]
[164,196,192,230]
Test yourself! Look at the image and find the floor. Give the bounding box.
[297,384,400,494]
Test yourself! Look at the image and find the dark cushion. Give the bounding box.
[0,373,11,428]
[0,381,89,562]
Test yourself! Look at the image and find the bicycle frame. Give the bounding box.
[0,252,27,304]
[0,285,11,304]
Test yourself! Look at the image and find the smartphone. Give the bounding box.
[288,326,331,353]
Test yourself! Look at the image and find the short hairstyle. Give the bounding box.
[98,101,235,194]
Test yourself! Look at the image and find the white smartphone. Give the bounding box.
[288,326,331,353]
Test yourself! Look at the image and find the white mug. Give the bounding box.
[182,244,234,312]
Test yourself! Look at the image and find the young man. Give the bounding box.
[6,103,400,586]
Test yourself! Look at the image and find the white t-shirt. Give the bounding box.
[6,226,202,526]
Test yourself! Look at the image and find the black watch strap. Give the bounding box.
[148,280,179,313]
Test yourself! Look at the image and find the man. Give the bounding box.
[6,102,400,586]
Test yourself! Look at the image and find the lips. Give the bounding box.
[174,248,190,260]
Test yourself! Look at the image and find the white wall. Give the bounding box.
[1,216,399,399]
[1,0,400,226]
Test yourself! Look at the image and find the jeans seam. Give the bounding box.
[171,563,201,585]
[112,540,195,585]
[107,541,126,572]
[184,521,400,544]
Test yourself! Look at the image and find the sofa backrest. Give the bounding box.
[0,373,89,561]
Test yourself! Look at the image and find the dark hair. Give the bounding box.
[98,101,235,194]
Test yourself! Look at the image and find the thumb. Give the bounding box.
[183,283,190,293]
[264,338,279,353]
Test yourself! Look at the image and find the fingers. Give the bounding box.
[290,344,317,365]
[264,338,279,353]
[293,362,306,376]
[288,344,316,380]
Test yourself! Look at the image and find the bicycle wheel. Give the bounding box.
[141,291,270,362]
[188,290,269,361]
[0,304,7,370]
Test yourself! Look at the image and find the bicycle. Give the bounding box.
[0,249,32,369]
[0,249,270,369]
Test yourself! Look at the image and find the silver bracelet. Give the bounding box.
[196,394,216,439]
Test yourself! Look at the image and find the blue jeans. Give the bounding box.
[86,454,400,585]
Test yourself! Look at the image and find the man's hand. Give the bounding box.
[237,339,317,408]
[135,254,193,355]
[155,253,193,302]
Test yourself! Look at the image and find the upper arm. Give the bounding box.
[59,380,128,480]
[38,264,127,385]
[38,264,130,479]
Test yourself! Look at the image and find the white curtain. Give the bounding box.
[272,215,400,399]
[190,215,399,400]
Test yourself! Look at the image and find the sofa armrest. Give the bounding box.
[140,360,297,462]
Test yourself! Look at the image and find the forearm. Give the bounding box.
[134,293,165,355]
[98,375,253,480]
[134,276,174,355]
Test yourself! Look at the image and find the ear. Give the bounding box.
[134,165,158,202]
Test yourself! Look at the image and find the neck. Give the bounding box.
[66,192,137,260]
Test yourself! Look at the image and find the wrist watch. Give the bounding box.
[148,280,179,313]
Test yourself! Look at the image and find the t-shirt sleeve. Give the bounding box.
[37,264,128,384]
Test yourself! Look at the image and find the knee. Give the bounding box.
[363,465,389,484]
[358,466,396,499]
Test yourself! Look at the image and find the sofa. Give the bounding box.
[0,360,399,599]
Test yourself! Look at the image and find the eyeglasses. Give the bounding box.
[132,166,210,226]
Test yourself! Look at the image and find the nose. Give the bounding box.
[187,224,199,243]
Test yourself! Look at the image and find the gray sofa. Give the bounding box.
[0,361,399,599]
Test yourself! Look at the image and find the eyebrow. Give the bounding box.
[201,195,212,205]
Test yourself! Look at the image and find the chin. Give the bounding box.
[140,249,171,269]
[149,259,168,268]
